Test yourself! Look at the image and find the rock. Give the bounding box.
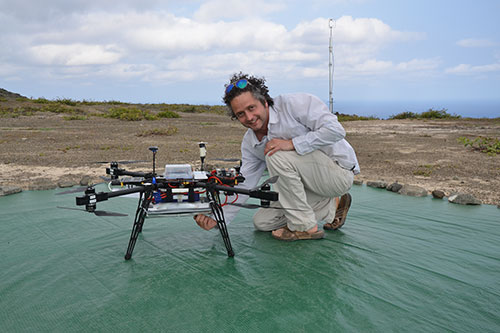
[386,182,403,193]
[353,179,364,185]
[58,180,77,188]
[448,193,481,205]
[398,184,428,197]
[80,175,92,186]
[367,180,388,189]
[28,178,57,191]
[432,190,446,199]
[0,186,23,196]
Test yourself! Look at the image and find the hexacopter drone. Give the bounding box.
[58,143,279,260]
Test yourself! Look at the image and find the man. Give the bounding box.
[194,73,360,241]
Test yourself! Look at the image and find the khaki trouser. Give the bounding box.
[253,150,353,232]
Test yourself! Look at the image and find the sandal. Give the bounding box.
[324,193,351,231]
[272,226,324,242]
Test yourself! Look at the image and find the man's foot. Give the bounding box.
[271,225,324,241]
[323,193,352,231]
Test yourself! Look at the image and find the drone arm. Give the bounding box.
[106,166,151,179]
[76,186,146,206]
[106,186,146,198]
[205,183,278,202]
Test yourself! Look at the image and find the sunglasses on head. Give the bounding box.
[225,79,250,94]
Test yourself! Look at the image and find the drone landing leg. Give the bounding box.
[125,191,152,260]
[208,189,234,257]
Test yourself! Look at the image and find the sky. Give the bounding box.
[1,0,499,112]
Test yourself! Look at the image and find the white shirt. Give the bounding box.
[223,92,360,223]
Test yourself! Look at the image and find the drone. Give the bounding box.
[58,143,279,260]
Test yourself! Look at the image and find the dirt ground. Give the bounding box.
[0,105,499,206]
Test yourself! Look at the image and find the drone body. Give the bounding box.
[61,144,279,260]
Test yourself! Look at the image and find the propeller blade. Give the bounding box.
[57,206,127,217]
[260,175,279,186]
[56,180,109,195]
[57,206,86,212]
[228,202,304,211]
[229,202,263,209]
[94,210,128,217]
[250,175,279,191]
[56,187,87,195]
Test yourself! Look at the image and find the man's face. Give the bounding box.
[230,91,269,135]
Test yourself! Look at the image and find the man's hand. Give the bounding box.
[265,138,295,156]
[194,214,217,230]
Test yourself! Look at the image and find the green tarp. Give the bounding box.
[1,185,499,332]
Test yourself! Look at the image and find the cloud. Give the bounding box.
[456,38,496,48]
[29,44,122,66]
[193,0,285,22]
[445,62,500,75]
[0,2,427,86]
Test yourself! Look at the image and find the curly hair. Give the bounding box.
[222,72,274,119]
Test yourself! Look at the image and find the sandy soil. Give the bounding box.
[0,106,499,205]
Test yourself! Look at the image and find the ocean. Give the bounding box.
[331,100,500,119]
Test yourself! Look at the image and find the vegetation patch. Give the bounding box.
[137,126,178,137]
[58,145,80,153]
[158,104,226,115]
[55,98,78,106]
[412,164,435,177]
[337,114,379,121]
[42,104,81,114]
[63,115,88,121]
[390,108,461,120]
[458,136,500,156]
[103,107,158,121]
[157,110,180,118]
[33,98,52,104]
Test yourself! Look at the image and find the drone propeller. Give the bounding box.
[55,178,109,195]
[57,206,128,217]
[251,175,279,191]
[56,187,89,195]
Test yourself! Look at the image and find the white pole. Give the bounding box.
[328,19,334,113]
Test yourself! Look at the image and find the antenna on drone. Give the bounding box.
[329,18,335,114]
[149,146,158,177]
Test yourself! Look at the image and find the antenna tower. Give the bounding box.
[329,19,335,113]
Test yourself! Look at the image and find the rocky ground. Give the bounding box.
[0,94,499,206]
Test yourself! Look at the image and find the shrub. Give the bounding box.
[389,111,418,119]
[420,108,460,119]
[32,98,51,104]
[63,115,87,121]
[337,114,379,121]
[157,110,180,118]
[137,126,178,137]
[56,98,78,106]
[41,104,76,114]
[104,107,158,121]
[458,136,500,156]
[389,108,460,120]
